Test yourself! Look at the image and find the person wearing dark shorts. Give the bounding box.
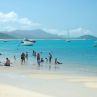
[37,53,40,67]
[21,52,25,64]
[4,58,10,66]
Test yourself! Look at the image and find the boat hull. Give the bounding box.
[21,41,33,46]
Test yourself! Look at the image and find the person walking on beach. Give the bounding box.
[37,53,41,67]
[21,52,25,64]
[4,58,10,66]
[48,52,52,69]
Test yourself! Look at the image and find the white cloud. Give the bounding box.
[0,12,94,37]
[0,12,17,23]
[42,28,67,37]
[0,11,41,31]
[68,27,93,37]
[42,27,94,37]
[20,18,33,26]
[42,28,58,34]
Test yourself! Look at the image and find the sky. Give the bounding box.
[0,0,97,37]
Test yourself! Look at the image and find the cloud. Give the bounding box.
[42,28,67,37]
[68,27,94,37]
[43,27,94,37]
[0,11,41,31]
[42,28,58,34]
[0,12,17,23]
[0,12,94,37]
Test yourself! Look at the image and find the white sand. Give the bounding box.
[0,84,54,97]
[0,65,97,97]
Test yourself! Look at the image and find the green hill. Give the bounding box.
[6,29,63,39]
[0,33,15,39]
[79,35,97,40]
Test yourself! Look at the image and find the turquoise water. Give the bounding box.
[0,39,97,74]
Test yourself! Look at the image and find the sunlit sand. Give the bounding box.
[0,63,97,97]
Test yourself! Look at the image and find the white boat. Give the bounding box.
[21,38,36,46]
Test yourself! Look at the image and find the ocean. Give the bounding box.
[0,39,97,75]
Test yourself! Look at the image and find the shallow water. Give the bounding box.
[0,39,97,75]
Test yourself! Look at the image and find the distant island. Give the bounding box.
[0,29,97,40]
[78,35,97,40]
[0,33,15,39]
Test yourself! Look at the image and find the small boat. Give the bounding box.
[21,38,36,46]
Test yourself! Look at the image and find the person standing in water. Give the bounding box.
[21,52,25,64]
[33,50,37,57]
[13,56,16,63]
[4,58,10,66]
[14,56,16,60]
[32,50,35,56]
[48,52,52,70]
[49,52,52,64]
[37,53,41,67]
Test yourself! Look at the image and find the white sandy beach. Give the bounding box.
[0,63,97,97]
[0,84,55,97]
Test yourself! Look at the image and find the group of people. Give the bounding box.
[36,52,52,67]
[0,50,62,69]
[32,50,62,69]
